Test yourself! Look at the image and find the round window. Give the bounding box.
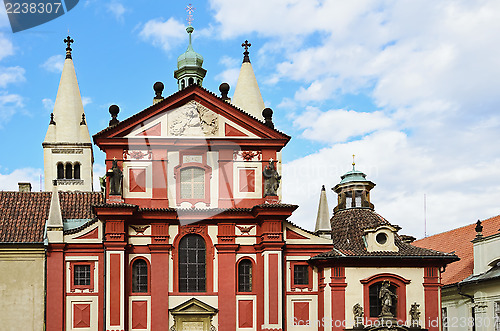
[376,232,388,245]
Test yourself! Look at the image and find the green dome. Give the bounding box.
[339,165,369,184]
[177,26,204,69]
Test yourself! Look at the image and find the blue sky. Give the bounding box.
[2,0,500,238]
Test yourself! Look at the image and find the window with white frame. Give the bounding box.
[180,167,205,199]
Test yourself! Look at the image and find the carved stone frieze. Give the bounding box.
[233,150,262,161]
[123,150,152,160]
[169,101,218,136]
[52,148,83,154]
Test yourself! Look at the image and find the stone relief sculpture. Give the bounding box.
[107,159,123,196]
[379,280,397,317]
[353,303,364,326]
[409,302,421,327]
[169,101,218,136]
[263,160,281,197]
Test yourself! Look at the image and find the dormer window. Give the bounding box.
[365,225,399,252]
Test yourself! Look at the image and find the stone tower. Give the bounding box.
[43,36,93,192]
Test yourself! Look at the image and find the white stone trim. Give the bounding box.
[123,161,153,199]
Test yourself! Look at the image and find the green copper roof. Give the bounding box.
[339,165,369,184]
[177,26,204,69]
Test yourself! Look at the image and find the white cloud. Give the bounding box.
[41,55,64,73]
[42,98,54,112]
[0,33,14,60]
[138,18,186,52]
[0,66,25,88]
[214,56,240,88]
[106,2,127,22]
[82,96,92,107]
[0,92,23,125]
[0,167,43,191]
[294,108,394,143]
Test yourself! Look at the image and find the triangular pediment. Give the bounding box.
[170,298,218,315]
[94,86,289,143]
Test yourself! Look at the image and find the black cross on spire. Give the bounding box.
[242,40,251,63]
[64,35,74,59]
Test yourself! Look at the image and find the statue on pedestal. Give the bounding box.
[107,159,123,196]
[263,160,281,197]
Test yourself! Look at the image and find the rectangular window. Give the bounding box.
[74,265,91,286]
[442,307,448,331]
[293,265,309,285]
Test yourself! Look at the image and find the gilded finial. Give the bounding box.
[352,154,356,170]
[186,4,195,26]
[64,35,74,59]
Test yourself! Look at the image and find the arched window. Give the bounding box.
[178,234,206,292]
[74,163,81,179]
[238,259,252,292]
[368,282,397,317]
[181,80,185,89]
[188,77,194,86]
[132,259,148,293]
[57,163,64,179]
[65,163,73,179]
[180,167,205,199]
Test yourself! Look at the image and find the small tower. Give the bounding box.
[232,40,266,120]
[174,25,207,90]
[42,36,94,192]
[332,157,375,214]
[314,185,331,239]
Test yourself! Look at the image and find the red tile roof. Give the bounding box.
[0,191,103,243]
[413,215,500,285]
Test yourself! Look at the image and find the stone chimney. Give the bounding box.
[18,182,32,192]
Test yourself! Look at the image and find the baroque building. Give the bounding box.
[1,26,458,331]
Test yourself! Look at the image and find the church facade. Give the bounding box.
[34,25,457,331]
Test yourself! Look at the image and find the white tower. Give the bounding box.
[43,36,93,192]
[232,40,266,121]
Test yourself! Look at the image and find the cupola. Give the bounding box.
[333,157,375,214]
[174,25,206,90]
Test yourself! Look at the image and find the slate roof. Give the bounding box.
[311,208,457,261]
[413,215,500,285]
[0,191,103,243]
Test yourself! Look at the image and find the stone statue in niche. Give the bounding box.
[379,280,397,317]
[409,302,421,327]
[353,303,364,327]
[263,160,281,197]
[107,159,123,196]
[169,101,218,136]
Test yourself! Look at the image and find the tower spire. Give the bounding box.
[174,12,206,90]
[43,36,94,192]
[314,185,331,239]
[232,40,265,120]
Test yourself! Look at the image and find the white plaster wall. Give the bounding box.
[0,248,45,331]
[44,145,93,192]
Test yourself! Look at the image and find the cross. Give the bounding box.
[64,35,74,51]
[242,40,251,51]
[186,4,195,25]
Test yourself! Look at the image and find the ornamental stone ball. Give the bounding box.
[109,105,120,126]
[262,108,274,129]
[153,81,164,98]
[219,82,230,100]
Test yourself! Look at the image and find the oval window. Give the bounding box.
[376,232,388,245]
